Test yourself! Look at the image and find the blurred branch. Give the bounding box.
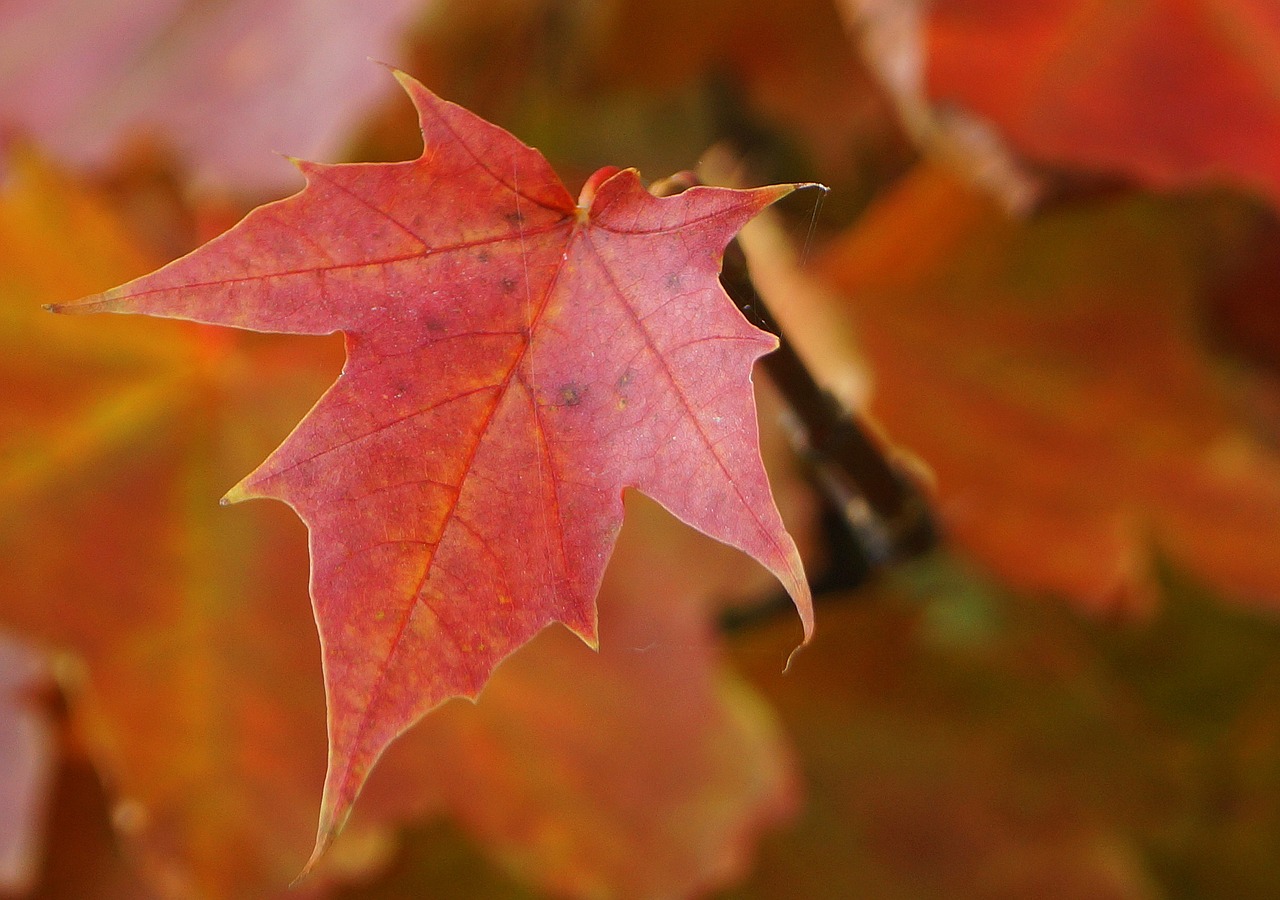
[720,237,939,591]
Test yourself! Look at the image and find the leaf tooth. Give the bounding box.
[43,292,122,315]
[220,478,256,506]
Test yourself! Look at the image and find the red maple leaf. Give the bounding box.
[52,70,812,867]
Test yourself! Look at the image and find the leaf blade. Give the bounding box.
[57,71,812,866]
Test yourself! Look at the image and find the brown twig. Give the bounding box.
[719,237,938,592]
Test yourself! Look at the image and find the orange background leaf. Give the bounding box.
[927,0,1280,204]
[817,164,1280,613]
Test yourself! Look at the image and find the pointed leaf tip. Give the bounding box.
[44,295,113,315]
[220,482,252,505]
[776,181,829,204]
[297,782,358,885]
[783,640,807,675]
[291,835,330,889]
[389,66,426,100]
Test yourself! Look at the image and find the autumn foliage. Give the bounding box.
[54,70,813,871]
[4,1,1280,898]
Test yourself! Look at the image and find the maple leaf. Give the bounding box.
[53,71,813,865]
[1,155,806,897]
[925,0,1280,206]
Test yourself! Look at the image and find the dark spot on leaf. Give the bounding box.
[613,369,634,411]
[477,250,491,263]
[559,382,586,407]
[505,209,525,225]
[501,276,517,293]
[664,272,681,289]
